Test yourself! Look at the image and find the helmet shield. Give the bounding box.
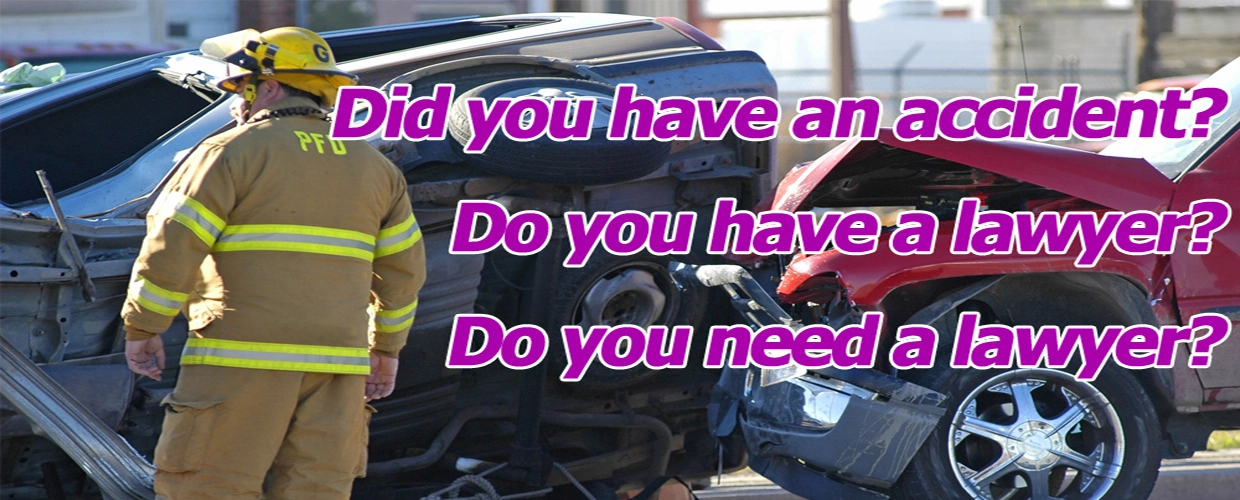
[200,29,263,69]
[199,27,358,107]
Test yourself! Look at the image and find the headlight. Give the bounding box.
[761,364,807,387]
[787,376,876,430]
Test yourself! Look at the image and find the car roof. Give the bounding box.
[2,13,681,105]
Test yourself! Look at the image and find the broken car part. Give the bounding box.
[670,261,947,499]
[0,337,154,499]
[36,170,96,302]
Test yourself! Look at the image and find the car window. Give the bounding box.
[0,70,219,207]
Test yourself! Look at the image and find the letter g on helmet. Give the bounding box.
[200,26,358,107]
[313,44,330,63]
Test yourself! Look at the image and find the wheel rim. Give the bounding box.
[574,266,670,329]
[497,86,615,129]
[947,368,1124,500]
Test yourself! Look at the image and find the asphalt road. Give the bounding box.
[695,450,1240,500]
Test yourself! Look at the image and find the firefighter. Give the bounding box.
[121,26,425,499]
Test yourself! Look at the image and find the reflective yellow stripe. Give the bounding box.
[213,224,377,262]
[186,337,368,356]
[181,337,370,375]
[131,276,187,317]
[375,299,417,333]
[375,215,422,258]
[377,215,416,241]
[377,300,417,318]
[180,355,370,374]
[161,192,225,246]
[169,213,218,246]
[141,278,189,302]
[136,296,180,317]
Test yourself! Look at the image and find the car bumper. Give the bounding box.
[709,366,946,499]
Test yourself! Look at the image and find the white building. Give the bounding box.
[714,0,994,104]
[0,0,236,49]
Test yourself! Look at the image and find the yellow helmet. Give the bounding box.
[200,26,357,107]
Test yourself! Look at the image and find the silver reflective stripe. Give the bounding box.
[173,204,224,241]
[138,287,183,310]
[182,346,371,367]
[377,221,420,249]
[376,310,415,327]
[216,232,376,252]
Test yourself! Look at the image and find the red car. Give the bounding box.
[675,56,1240,499]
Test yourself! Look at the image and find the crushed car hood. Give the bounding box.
[772,129,1177,213]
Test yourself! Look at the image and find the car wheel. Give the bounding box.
[447,77,672,185]
[547,253,707,390]
[893,364,1161,500]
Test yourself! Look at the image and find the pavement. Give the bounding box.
[1148,449,1240,500]
[694,449,1240,500]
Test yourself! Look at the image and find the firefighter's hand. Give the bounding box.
[126,336,166,381]
[366,352,398,402]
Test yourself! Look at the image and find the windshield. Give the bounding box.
[1100,56,1240,180]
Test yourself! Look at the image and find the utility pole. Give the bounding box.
[829,0,856,99]
[1137,0,1176,83]
[295,0,308,27]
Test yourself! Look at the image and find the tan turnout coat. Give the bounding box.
[122,96,426,373]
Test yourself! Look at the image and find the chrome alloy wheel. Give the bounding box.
[948,368,1124,500]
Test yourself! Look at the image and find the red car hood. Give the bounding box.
[771,129,1177,213]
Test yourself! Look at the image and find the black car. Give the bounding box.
[0,13,775,498]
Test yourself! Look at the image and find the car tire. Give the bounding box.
[446,77,672,185]
[891,361,1161,500]
[545,253,708,390]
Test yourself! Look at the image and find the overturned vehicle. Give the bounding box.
[676,57,1240,500]
[0,14,774,498]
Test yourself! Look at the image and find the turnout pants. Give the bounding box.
[153,364,371,500]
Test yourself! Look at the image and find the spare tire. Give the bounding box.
[544,252,708,391]
[447,77,672,185]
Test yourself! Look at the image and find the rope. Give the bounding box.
[452,474,501,500]
[553,462,598,500]
[420,463,507,500]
